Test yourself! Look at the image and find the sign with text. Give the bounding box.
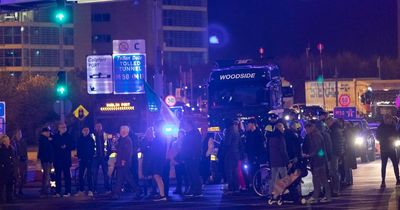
[333,107,357,120]
[86,55,113,94]
[113,54,146,94]
[113,39,146,54]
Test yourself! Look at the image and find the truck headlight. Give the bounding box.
[394,140,400,147]
[355,136,364,146]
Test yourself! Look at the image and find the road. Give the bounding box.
[1,160,399,210]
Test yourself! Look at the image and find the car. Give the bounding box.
[346,118,377,163]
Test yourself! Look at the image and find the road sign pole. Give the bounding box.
[60,99,65,123]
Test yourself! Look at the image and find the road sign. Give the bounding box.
[113,54,146,94]
[113,39,146,54]
[53,100,72,115]
[87,55,113,94]
[0,102,5,118]
[73,105,89,121]
[165,95,177,107]
[339,94,351,107]
[333,107,357,119]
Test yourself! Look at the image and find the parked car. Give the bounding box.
[346,118,377,162]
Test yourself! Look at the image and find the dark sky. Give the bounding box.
[208,0,397,60]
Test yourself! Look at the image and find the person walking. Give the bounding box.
[304,122,331,204]
[92,122,111,193]
[76,127,95,197]
[172,129,189,195]
[52,123,74,197]
[12,129,28,196]
[111,125,139,200]
[223,120,241,194]
[376,114,400,188]
[181,120,203,197]
[326,117,345,196]
[268,122,290,196]
[37,127,54,196]
[149,121,168,201]
[0,135,16,203]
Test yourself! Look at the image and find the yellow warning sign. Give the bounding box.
[73,105,89,120]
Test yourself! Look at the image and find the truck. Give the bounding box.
[305,78,400,121]
[208,59,283,129]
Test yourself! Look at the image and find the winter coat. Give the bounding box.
[115,135,133,167]
[77,134,95,160]
[284,129,302,160]
[52,132,74,168]
[245,128,267,163]
[223,128,241,159]
[181,129,203,160]
[37,134,54,163]
[0,145,16,181]
[269,130,289,168]
[376,123,399,154]
[305,130,327,168]
[329,122,345,156]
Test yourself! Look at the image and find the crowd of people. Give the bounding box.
[1,112,400,204]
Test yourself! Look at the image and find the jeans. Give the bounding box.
[224,155,239,192]
[162,160,171,196]
[55,165,71,195]
[312,165,331,200]
[329,155,341,193]
[269,167,287,194]
[113,165,138,196]
[186,158,202,194]
[381,151,399,182]
[79,159,93,192]
[41,161,52,194]
[175,163,188,193]
[93,157,110,192]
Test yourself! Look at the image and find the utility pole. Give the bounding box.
[317,43,326,110]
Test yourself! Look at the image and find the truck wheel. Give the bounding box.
[360,153,369,163]
[368,150,376,161]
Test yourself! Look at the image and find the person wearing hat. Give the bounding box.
[37,127,54,196]
[0,135,16,203]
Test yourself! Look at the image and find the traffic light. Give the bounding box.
[53,0,68,24]
[56,71,68,98]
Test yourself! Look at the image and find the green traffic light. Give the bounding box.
[56,85,67,97]
[54,9,68,24]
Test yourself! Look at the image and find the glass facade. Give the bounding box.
[164,31,206,48]
[91,13,111,22]
[0,49,22,67]
[163,10,206,27]
[0,27,22,44]
[163,0,206,7]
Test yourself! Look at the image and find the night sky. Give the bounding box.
[208,0,397,60]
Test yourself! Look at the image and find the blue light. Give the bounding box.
[243,164,249,170]
[162,124,178,136]
[209,36,220,44]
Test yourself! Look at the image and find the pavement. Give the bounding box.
[1,159,400,210]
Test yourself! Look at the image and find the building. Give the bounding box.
[0,7,75,72]
[74,0,208,90]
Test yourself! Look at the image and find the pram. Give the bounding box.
[267,157,309,206]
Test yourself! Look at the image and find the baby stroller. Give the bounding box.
[267,157,309,206]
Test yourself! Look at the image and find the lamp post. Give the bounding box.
[317,43,326,110]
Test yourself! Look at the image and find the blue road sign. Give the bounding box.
[113,54,146,94]
[0,102,4,117]
[333,107,357,120]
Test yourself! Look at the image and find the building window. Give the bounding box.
[63,28,74,45]
[92,34,111,43]
[30,27,59,45]
[0,27,22,44]
[0,49,22,66]
[64,50,74,67]
[163,10,206,27]
[91,13,111,22]
[164,51,206,68]
[163,0,206,7]
[30,49,59,67]
[164,31,207,48]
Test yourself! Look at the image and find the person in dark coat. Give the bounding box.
[181,120,203,196]
[326,117,345,196]
[304,122,331,204]
[92,122,112,193]
[376,114,400,188]
[37,127,54,196]
[52,123,74,197]
[343,122,358,186]
[245,119,267,185]
[149,121,167,201]
[111,125,139,200]
[284,122,302,161]
[0,135,16,203]
[223,120,241,194]
[139,127,155,196]
[76,127,95,196]
[268,122,289,195]
[12,129,28,196]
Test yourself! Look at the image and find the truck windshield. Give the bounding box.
[209,85,269,108]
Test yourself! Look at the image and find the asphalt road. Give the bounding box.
[1,159,399,210]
